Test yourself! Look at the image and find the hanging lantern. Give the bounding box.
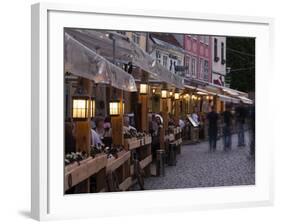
[109,100,121,116]
[184,93,190,99]
[72,96,89,120]
[152,88,156,94]
[174,88,180,100]
[161,84,168,99]
[169,90,173,97]
[139,83,148,95]
[90,97,96,118]
[161,89,168,99]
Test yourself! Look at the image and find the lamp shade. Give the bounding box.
[139,83,148,95]
[169,91,173,97]
[72,96,89,120]
[109,100,121,116]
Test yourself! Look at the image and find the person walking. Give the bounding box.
[249,105,255,158]
[236,103,247,147]
[207,106,219,152]
[222,104,233,151]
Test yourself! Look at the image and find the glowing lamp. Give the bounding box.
[161,87,168,99]
[139,83,148,95]
[72,96,89,120]
[109,100,121,116]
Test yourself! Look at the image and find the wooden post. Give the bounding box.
[75,78,92,154]
[160,98,168,150]
[111,89,124,146]
[139,72,149,132]
[74,78,92,193]
[175,99,180,126]
[140,94,148,132]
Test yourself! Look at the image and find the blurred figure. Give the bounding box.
[222,104,233,151]
[149,114,160,160]
[123,115,136,133]
[91,116,112,146]
[179,118,185,130]
[91,117,104,146]
[191,108,200,126]
[249,105,255,158]
[207,106,219,152]
[236,103,247,147]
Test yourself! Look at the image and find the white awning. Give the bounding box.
[222,88,240,96]
[238,96,253,104]
[217,94,240,104]
[64,33,137,92]
[65,29,184,89]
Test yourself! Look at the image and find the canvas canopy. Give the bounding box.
[64,32,137,92]
[65,29,184,89]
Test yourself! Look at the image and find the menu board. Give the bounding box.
[187,114,199,127]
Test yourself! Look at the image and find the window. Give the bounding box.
[214,38,219,62]
[204,60,209,81]
[169,59,176,73]
[132,32,140,45]
[156,50,161,64]
[221,42,225,64]
[204,36,209,45]
[200,36,204,43]
[191,58,196,77]
[199,58,204,79]
[163,55,168,68]
[185,56,190,76]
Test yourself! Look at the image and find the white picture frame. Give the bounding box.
[31,2,274,221]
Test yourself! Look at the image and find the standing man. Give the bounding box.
[236,103,247,147]
[222,104,233,151]
[207,106,219,152]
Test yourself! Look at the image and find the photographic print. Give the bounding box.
[64,28,255,194]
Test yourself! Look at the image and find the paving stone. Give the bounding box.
[135,132,255,191]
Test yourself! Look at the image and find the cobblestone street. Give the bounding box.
[141,132,255,190]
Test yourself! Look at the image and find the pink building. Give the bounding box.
[183,35,212,83]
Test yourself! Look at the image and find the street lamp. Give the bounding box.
[72,96,89,120]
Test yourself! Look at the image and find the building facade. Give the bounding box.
[183,35,212,83]
[147,33,185,76]
[211,36,226,86]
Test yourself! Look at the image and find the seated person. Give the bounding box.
[123,115,136,133]
[91,116,112,146]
